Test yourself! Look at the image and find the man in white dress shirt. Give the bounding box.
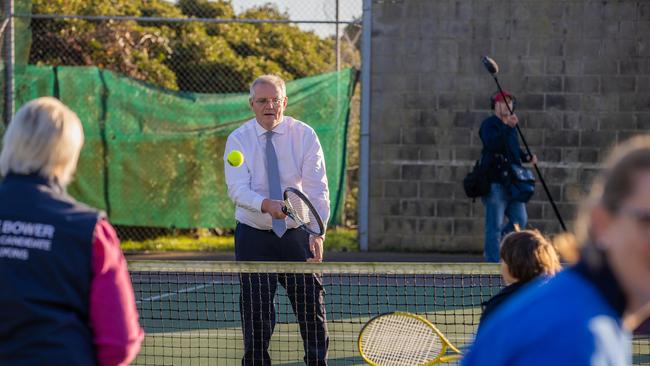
[224,74,330,365]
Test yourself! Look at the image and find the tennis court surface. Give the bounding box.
[128,261,650,365]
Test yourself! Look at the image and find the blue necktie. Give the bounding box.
[265,131,287,237]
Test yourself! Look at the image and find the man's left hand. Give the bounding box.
[307,235,324,263]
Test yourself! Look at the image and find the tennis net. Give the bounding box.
[128,261,650,365]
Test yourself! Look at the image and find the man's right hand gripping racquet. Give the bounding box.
[282,187,325,236]
[358,312,462,366]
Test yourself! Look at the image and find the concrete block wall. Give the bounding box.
[368,0,650,252]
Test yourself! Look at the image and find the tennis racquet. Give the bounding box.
[358,311,462,366]
[282,187,325,236]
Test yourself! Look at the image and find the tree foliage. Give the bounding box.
[29,0,342,93]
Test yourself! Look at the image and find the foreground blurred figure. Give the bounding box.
[0,97,144,365]
[478,229,561,328]
[464,135,650,365]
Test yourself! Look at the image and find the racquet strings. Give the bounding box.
[360,314,443,366]
[284,190,320,234]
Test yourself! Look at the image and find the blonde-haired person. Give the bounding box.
[0,97,82,185]
[464,134,650,366]
[0,97,144,365]
[479,229,561,326]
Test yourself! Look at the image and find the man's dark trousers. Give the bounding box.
[235,223,329,366]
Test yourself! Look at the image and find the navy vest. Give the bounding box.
[0,174,102,365]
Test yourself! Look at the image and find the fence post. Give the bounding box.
[3,0,14,125]
[359,0,371,251]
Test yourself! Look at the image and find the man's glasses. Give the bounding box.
[254,97,284,107]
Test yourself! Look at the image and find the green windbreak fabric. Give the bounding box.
[9,66,356,228]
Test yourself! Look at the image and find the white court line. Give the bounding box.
[136,281,221,304]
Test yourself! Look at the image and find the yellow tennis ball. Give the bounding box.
[227,150,244,167]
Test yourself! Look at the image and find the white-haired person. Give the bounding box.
[463,134,650,365]
[224,75,330,365]
[0,97,144,365]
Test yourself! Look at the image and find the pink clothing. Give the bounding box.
[90,219,144,366]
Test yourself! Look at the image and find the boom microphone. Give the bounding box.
[482,56,499,74]
[479,55,567,232]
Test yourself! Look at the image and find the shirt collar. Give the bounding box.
[2,172,65,194]
[254,116,287,137]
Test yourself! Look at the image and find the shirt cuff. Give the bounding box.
[252,194,266,213]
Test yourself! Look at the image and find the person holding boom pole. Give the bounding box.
[478,89,538,262]
[478,56,567,262]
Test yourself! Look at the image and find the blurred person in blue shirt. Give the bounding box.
[464,135,650,366]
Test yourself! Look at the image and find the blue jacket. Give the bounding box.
[478,280,528,327]
[0,174,101,365]
[479,115,529,184]
[463,250,631,366]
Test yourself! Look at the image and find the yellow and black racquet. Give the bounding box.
[358,311,462,366]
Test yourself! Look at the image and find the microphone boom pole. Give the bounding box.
[481,56,567,232]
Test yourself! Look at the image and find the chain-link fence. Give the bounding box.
[1,0,363,243]
[20,0,362,93]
